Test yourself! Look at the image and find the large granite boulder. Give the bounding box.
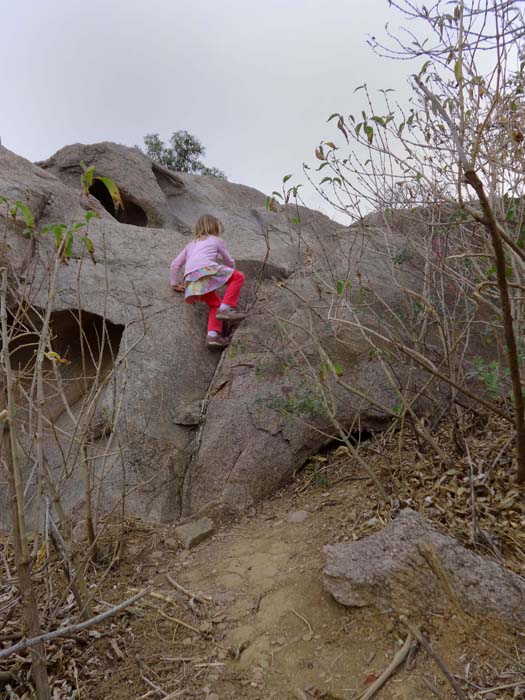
[324,509,525,627]
[0,142,488,527]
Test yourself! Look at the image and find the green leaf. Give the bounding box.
[80,161,95,192]
[85,210,97,223]
[454,58,462,82]
[11,201,35,231]
[42,223,64,246]
[336,279,346,295]
[317,162,329,171]
[0,195,7,205]
[320,177,333,185]
[371,116,385,126]
[364,125,374,144]
[327,113,340,122]
[332,177,342,186]
[291,217,300,225]
[52,226,65,249]
[64,231,74,258]
[332,362,344,377]
[283,174,293,184]
[272,191,283,200]
[353,84,366,93]
[94,176,123,211]
[80,235,94,253]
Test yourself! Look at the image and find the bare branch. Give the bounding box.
[0,587,152,660]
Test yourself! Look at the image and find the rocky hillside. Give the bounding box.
[0,143,491,527]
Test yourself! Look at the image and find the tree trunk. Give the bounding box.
[464,170,525,483]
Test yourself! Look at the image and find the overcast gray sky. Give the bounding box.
[0,0,412,217]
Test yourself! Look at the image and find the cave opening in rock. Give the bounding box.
[49,309,124,375]
[319,430,376,455]
[7,308,125,420]
[89,180,148,227]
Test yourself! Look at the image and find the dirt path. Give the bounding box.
[174,482,426,700]
[87,449,523,700]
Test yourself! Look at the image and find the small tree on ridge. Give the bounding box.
[141,131,226,179]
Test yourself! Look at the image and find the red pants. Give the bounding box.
[200,269,245,333]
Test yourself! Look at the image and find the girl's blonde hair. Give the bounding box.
[193,214,224,240]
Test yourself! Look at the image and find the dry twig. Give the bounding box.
[0,587,151,660]
[400,616,467,700]
[355,633,414,700]
[165,574,212,605]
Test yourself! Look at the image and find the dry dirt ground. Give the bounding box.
[2,423,525,699]
[87,446,524,700]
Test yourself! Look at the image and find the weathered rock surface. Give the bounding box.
[0,142,491,527]
[323,509,525,626]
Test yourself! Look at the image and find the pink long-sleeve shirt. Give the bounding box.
[169,235,235,285]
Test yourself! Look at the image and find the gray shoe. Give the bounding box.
[215,307,247,322]
[206,334,229,350]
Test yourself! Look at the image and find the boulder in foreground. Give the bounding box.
[323,508,525,627]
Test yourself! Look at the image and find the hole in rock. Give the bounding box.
[8,309,124,421]
[89,180,148,227]
[319,430,375,454]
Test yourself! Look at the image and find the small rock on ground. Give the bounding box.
[175,517,215,549]
[287,510,308,524]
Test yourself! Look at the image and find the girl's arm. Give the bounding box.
[169,246,188,286]
[217,239,235,268]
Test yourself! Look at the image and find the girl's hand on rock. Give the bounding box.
[172,284,185,293]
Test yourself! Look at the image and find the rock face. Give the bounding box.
[323,509,525,627]
[0,142,489,527]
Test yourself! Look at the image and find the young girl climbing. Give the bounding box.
[170,214,246,349]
